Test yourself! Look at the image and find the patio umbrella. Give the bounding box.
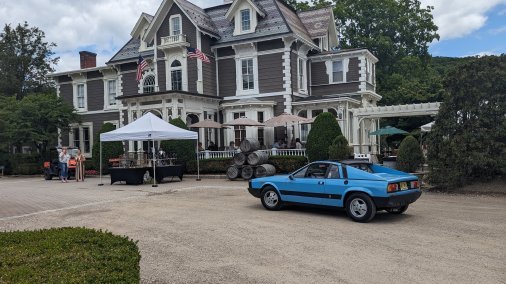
[189,119,225,129]
[223,117,264,127]
[420,121,435,132]
[264,113,308,127]
[369,126,408,136]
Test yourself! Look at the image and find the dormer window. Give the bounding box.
[240,9,250,32]
[332,61,343,83]
[170,15,182,36]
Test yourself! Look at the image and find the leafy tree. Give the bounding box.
[0,22,59,99]
[396,135,423,172]
[160,118,196,165]
[328,135,352,161]
[93,123,124,174]
[427,55,506,188]
[306,112,342,161]
[1,93,78,161]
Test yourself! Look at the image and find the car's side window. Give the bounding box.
[305,163,329,178]
[292,166,308,178]
[327,165,340,179]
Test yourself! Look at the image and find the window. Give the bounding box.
[170,60,182,91]
[77,84,85,108]
[107,80,117,105]
[242,59,254,90]
[298,110,308,142]
[72,128,80,148]
[171,16,181,36]
[305,163,330,178]
[240,9,250,31]
[332,61,343,83]
[327,165,340,179]
[292,165,308,178]
[143,75,155,93]
[298,58,305,90]
[82,127,91,153]
[257,111,264,146]
[233,112,246,146]
[365,58,373,83]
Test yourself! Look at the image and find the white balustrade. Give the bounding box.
[197,148,306,160]
[160,34,187,45]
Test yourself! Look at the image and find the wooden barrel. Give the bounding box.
[226,165,241,180]
[240,138,260,153]
[241,165,254,180]
[233,152,246,166]
[247,151,269,166]
[255,164,276,178]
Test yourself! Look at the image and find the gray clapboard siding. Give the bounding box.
[217,47,234,57]
[157,60,166,92]
[86,79,104,111]
[258,53,284,93]
[218,58,236,97]
[311,61,327,85]
[347,57,360,81]
[203,58,217,96]
[258,39,284,51]
[311,83,360,96]
[122,72,138,96]
[60,84,73,106]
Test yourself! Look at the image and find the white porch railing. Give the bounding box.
[197,148,307,160]
[160,34,187,46]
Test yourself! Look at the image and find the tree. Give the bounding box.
[328,135,352,160]
[160,118,196,165]
[306,112,342,161]
[396,136,423,173]
[1,93,78,161]
[93,123,124,174]
[427,55,506,188]
[0,22,59,99]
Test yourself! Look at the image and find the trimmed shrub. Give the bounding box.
[328,135,352,161]
[306,112,343,161]
[0,227,140,283]
[3,153,40,175]
[160,118,196,166]
[397,135,423,173]
[268,156,308,173]
[92,123,124,174]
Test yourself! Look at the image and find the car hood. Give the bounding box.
[372,173,417,183]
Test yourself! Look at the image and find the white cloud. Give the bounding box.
[0,0,222,71]
[420,0,506,40]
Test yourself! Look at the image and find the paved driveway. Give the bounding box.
[0,177,505,283]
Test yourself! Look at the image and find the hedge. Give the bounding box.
[306,112,343,161]
[397,136,423,173]
[186,155,308,174]
[0,227,140,283]
[92,123,124,174]
[0,153,41,175]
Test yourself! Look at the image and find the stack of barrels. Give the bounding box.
[226,138,276,180]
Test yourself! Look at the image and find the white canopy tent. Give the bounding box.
[420,121,435,132]
[99,112,199,186]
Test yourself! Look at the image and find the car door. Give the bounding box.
[322,164,347,207]
[278,163,329,205]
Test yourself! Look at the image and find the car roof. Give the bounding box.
[313,160,372,165]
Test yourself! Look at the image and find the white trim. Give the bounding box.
[74,109,121,115]
[169,14,182,36]
[69,122,94,157]
[72,79,88,112]
[167,53,188,92]
[291,96,362,106]
[310,49,378,63]
[222,91,286,101]
[196,31,203,94]
[225,0,265,20]
[326,58,349,84]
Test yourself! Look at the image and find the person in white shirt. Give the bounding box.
[295,138,303,149]
[59,147,70,183]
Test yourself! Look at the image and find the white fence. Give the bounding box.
[197,148,307,160]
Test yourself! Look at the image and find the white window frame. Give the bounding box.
[73,82,87,112]
[235,56,258,95]
[103,79,118,108]
[169,14,182,36]
[240,9,251,32]
[241,58,254,90]
[325,58,349,84]
[69,122,93,157]
[142,74,156,94]
[170,60,183,91]
[297,57,307,93]
[166,55,188,92]
[233,2,257,36]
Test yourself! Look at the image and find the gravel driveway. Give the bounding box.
[0,178,505,283]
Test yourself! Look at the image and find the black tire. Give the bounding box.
[44,173,52,180]
[386,205,409,214]
[260,186,282,211]
[345,193,376,223]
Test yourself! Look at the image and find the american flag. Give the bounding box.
[136,55,148,81]
[187,47,210,63]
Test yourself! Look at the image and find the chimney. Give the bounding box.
[79,51,97,69]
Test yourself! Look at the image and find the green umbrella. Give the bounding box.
[369,126,408,136]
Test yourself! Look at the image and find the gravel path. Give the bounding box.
[0,178,505,283]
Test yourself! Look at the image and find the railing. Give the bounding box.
[197,148,307,160]
[160,34,187,46]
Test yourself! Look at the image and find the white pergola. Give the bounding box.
[350,102,441,153]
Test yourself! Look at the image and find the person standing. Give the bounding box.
[295,138,303,149]
[75,149,86,182]
[59,147,70,183]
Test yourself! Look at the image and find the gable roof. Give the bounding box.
[130,12,154,38]
[225,0,266,20]
[274,0,313,46]
[298,7,333,38]
[107,37,153,64]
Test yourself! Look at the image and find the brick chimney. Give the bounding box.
[79,51,97,69]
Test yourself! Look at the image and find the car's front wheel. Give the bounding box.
[386,205,409,214]
[345,193,376,222]
[261,186,282,211]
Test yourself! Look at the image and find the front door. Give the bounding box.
[278,163,330,205]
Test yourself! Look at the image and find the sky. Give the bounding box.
[1,0,505,72]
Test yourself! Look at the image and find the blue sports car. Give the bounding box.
[248,160,422,222]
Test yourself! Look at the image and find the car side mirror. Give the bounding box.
[288,175,294,180]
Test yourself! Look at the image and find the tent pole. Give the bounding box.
[98,141,103,186]
[152,139,158,187]
[196,141,201,181]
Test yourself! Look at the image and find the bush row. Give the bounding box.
[0,153,41,175]
[186,155,308,175]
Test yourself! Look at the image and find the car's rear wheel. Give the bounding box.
[261,186,282,211]
[386,205,409,214]
[345,193,376,222]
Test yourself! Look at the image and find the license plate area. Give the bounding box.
[400,182,408,190]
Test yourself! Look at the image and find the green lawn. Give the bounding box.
[0,227,140,283]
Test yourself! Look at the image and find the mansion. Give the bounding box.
[50,0,384,157]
